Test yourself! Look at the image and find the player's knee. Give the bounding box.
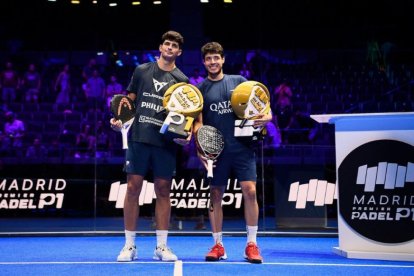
[154,184,171,198]
[156,189,170,199]
[126,183,141,198]
[242,185,257,201]
[210,187,223,202]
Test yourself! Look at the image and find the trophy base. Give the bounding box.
[160,112,193,140]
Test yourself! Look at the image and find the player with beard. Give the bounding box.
[193,42,272,264]
[110,31,190,262]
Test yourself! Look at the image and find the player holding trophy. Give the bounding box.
[193,41,272,264]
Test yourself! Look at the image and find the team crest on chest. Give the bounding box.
[153,78,169,92]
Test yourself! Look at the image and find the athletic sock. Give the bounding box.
[212,232,223,245]
[156,230,168,247]
[246,225,258,244]
[125,229,136,247]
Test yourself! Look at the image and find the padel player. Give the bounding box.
[110,31,189,262]
[193,42,272,263]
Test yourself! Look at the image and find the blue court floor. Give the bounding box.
[0,236,413,276]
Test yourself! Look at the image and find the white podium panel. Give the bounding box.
[311,112,414,262]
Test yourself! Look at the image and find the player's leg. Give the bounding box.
[205,155,230,261]
[208,185,225,236]
[117,142,150,262]
[154,177,172,230]
[234,151,263,264]
[152,145,178,261]
[240,180,259,228]
[117,173,144,262]
[124,174,144,231]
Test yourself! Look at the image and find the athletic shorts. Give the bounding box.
[124,141,176,178]
[210,149,257,186]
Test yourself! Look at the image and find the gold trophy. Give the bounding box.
[160,83,203,139]
[231,81,271,141]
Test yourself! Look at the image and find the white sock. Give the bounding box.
[125,230,136,247]
[246,225,258,244]
[156,230,168,247]
[212,232,223,245]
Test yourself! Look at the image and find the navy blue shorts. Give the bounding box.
[124,142,176,178]
[210,149,257,186]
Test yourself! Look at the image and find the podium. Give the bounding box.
[311,112,414,262]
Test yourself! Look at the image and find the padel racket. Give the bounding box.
[231,81,271,128]
[162,82,203,118]
[195,125,224,178]
[110,94,136,149]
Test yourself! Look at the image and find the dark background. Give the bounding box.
[0,0,413,51]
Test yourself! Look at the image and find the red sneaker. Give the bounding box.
[205,243,227,261]
[244,242,263,263]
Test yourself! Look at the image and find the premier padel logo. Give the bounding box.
[288,179,337,209]
[108,178,243,209]
[355,162,414,192]
[108,180,156,208]
[338,140,414,244]
[0,179,66,209]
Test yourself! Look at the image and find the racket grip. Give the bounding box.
[239,118,248,128]
[121,129,128,149]
[207,159,214,179]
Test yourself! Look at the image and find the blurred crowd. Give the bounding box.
[1,50,413,160]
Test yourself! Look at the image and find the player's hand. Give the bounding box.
[173,131,192,146]
[196,150,217,170]
[253,113,272,128]
[110,118,122,132]
[196,150,208,169]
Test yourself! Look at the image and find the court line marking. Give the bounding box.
[0,261,413,268]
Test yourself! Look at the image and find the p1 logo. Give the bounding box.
[338,139,414,244]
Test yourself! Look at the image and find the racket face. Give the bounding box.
[164,83,203,118]
[110,95,136,123]
[231,81,270,119]
[244,85,270,119]
[196,125,224,159]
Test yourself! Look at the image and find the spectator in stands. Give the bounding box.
[82,58,98,81]
[55,64,71,104]
[47,138,61,158]
[263,121,281,149]
[22,63,42,103]
[26,137,48,158]
[74,123,96,158]
[249,50,269,83]
[95,120,111,158]
[2,111,25,156]
[284,107,318,144]
[239,63,252,79]
[273,81,293,111]
[106,74,123,110]
[0,61,20,103]
[84,69,105,111]
[58,123,76,157]
[272,82,293,144]
[189,68,204,85]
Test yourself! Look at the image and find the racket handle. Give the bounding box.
[207,159,214,179]
[239,118,248,128]
[121,129,128,149]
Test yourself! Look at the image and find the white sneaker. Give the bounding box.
[117,245,137,262]
[153,244,178,261]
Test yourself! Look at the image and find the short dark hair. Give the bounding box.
[161,30,184,49]
[201,42,224,59]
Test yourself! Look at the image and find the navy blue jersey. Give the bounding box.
[197,74,251,153]
[127,62,189,147]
